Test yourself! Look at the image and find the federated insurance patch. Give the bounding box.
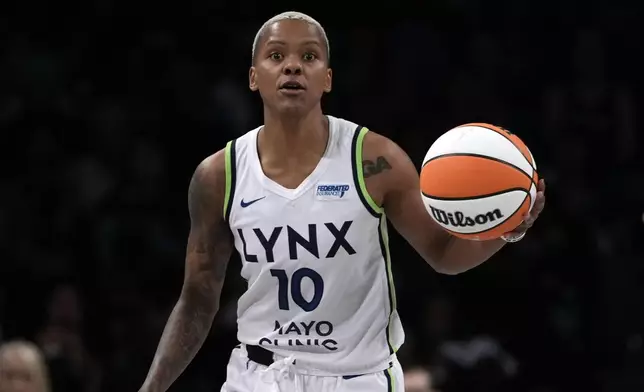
[316,184,351,200]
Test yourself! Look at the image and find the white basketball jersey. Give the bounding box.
[222,116,404,376]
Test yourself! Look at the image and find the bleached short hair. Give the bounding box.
[251,11,330,63]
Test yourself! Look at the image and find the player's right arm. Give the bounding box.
[139,150,233,392]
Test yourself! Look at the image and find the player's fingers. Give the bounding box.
[515,216,531,230]
[534,192,546,210]
[521,216,534,228]
[511,182,546,234]
[523,196,544,225]
[506,223,527,235]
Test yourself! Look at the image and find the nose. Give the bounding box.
[282,57,302,75]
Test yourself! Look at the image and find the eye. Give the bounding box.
[269,52,283,61]
[302,52,316,61]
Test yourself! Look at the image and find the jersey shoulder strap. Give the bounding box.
[222,139,237,222]
[350,126,384,218]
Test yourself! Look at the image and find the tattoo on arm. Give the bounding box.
[187,164,231,283]
[362,156,392,178]
[142,159,232,392]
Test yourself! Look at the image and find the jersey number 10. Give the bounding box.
[270,268,324,312]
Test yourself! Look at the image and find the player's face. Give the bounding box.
[249,20,332,114]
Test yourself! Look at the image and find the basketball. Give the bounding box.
[420,123,539,241]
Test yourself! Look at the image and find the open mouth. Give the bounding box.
[279,81,305,91]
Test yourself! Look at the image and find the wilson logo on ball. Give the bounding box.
[429,206,504,227]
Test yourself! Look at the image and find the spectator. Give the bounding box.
[0,340,50,392]
[404,366,439,392]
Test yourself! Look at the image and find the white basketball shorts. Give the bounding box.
[220,345,404,392]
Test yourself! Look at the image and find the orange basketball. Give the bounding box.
[420,123,538,241]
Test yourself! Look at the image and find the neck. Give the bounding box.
[259,106,328,162]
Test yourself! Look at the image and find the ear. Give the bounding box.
[249,66,259,91]
[324,68,332,93]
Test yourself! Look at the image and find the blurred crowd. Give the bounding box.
[1,2,643,392]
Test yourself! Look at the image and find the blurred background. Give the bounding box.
[1,1,643,391]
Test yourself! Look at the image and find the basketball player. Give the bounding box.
[139,11,546,392]
[0,340,51,392]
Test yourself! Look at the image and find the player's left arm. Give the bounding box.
[362,131,546,275]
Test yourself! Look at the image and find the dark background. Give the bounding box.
[1,1,643,391]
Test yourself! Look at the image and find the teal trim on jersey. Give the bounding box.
[351,126,384,218]
[378,215,399,355]
[223,140,237,222]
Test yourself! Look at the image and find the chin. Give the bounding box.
[275,100,315,116]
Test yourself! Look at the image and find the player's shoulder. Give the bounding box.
[329,116,411,171]
[197,148,227,179]
[358,127,419,206]
[329,115,399,154]
[328,115,409,173]
[360,128,409,170]
[361,129,395,153]
[190,146,229,203]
